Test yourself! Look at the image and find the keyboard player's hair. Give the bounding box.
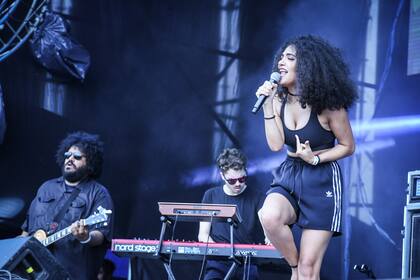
[216,148,247,173]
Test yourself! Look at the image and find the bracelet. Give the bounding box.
[264,115,275,120]
[311,155,320,166]
[79,232,92,244]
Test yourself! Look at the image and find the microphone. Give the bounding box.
[251,72,281,114]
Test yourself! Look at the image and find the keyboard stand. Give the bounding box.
[225,262,238,280]
[155,216,176,280]
[224,217,241,280]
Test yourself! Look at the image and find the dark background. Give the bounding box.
[0,0,419,279]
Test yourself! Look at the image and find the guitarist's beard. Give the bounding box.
[63,164,89,183]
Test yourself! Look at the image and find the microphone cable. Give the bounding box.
[197,214,214,280]
[0,269,27,280]
[242,254,252,280]
[168,213,179,271]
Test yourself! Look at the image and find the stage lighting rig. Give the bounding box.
[0,0,49,62]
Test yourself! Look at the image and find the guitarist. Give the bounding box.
[20,131,114,280]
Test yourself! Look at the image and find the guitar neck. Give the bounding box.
[42,220,84,247]
[39,207,111,247]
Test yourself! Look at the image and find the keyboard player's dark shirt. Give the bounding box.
[201,186,265,244]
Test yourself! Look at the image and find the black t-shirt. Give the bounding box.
[22,177,114,280]
[201,186,265,244]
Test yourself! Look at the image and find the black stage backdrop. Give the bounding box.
[0,0,419,279]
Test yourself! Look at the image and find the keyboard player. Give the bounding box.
[198,148,266,280]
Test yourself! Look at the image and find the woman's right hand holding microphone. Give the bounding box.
[255,80,278,115]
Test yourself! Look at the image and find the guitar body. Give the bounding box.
[33,229,47,242]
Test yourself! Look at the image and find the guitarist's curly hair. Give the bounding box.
[55,131,104,179]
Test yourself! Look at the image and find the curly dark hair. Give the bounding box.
[216,148,247,173]
[272,35,357,114]
[56,131,104,179]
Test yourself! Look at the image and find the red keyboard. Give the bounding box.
[112,239,284,265]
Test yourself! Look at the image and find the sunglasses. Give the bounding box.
[224,175,247,185]
[64,151,85,160]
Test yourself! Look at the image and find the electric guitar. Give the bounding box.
[33,206,112,247]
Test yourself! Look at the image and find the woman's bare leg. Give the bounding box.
[298,229,333,280]
[259,193,298,279]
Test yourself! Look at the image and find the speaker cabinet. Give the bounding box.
[0,236,70,279]
[402,170,420,278]
[411,213,420,276]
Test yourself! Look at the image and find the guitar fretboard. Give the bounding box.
[42,226,73,246]
[38,207,111,247]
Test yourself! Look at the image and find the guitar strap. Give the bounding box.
[48,186,81,234]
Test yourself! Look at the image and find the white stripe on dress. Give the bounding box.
[331,162,338,231]
[330,162,342,232]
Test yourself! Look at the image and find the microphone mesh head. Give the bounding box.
[270,72,281,83]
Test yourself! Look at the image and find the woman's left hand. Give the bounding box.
[295,135,315,164]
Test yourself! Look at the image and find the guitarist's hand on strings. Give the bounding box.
[71,220,90,243]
